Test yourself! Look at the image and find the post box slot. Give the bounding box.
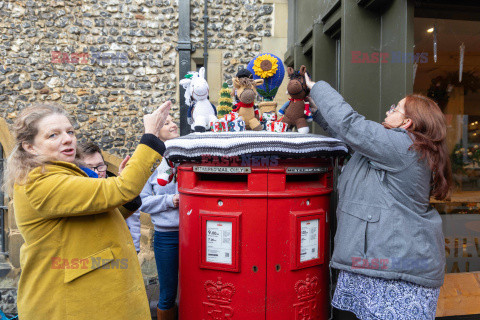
[198,173,248,183]
[285,174,321,183]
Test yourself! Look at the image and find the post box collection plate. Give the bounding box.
[194,166,251,174]
[200,211,241,272]
[286,167,329,174]
[290,209,326,270]
[206,220,233,264]
[300,219,320,262]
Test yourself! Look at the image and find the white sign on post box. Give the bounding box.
[206,220,233,264]
[300,219,319,262]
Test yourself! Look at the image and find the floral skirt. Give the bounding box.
[332,270,440,320]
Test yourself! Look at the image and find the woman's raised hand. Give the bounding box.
[118,155,130,175]
[305,72,315,90]
[144,101,172,138]
[305,96,318,113]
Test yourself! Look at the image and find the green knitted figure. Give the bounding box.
[217,82,233,118]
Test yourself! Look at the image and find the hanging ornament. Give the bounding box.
[459,43,465,82]
[413,62,418,83]
[433,24,437,63]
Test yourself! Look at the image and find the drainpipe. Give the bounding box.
[0,143,6,256]
[177,0,195,136]
[203,0,209,79]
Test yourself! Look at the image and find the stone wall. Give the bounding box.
[0,0,180,158]
[0,0,278,158]
[191,0,273,85]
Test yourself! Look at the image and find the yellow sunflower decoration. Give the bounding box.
[252,54,278,78]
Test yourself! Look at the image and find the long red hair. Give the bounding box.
[404,94,452,200]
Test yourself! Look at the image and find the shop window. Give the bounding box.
[414,17,480,274]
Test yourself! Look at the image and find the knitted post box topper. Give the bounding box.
[180,67,218,132]
[231,76,264,131]
[156,158,176,186]
[279,65,312,134]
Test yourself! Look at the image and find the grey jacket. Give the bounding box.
[126,210,141,252]
[311,81,445,288]
[139,167,179,232]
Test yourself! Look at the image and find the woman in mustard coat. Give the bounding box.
[4,101,171,320]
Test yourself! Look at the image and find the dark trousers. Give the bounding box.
[334,308,360,320]
[153,231,179,310]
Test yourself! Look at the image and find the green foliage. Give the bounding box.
[257,87,278,99]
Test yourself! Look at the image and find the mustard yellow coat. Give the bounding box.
[14,144,161,320]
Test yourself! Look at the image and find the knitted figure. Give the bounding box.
[279,99,313,122]
[232,69,254,104]
[280,65,311,134]
[180,67,218,132]
[231,72,264,131]
[156,158,176,186]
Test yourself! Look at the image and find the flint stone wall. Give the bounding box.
[0,0,273,157]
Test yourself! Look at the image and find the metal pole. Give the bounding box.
[0,207,5,255]
[203,0,209,79]
[178,0,194,136]
[0,143,6,255]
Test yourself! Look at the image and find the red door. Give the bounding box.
[266,160,331,320]
[178,165,269,320]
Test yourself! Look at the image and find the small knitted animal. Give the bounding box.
[231,71,264,131]
[280,65,312,134]
[180,67,218,132]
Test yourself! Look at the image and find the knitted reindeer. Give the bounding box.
[180,67,218,132]
[279,65,311,134]
[231,76,264,131]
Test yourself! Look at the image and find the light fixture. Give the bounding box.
[427,27,434,33]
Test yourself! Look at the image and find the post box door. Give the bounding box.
[178,165,269,320]
[265,164,331,320]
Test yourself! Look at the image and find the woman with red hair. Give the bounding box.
[306,76,451,320]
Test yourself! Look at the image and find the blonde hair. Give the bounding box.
[3,103,74,196]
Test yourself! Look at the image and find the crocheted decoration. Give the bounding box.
[265,120,287,132]
[209,112,246,132]
[164,131,348,162]
[260,111,277,122]
[247,53,285,101]
[156,158,176,186]
[252,54,278,78]
[217,82,233,118]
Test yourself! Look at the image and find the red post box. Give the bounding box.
[165,132,347,320]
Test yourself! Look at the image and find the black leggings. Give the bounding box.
[334,308,360,320]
